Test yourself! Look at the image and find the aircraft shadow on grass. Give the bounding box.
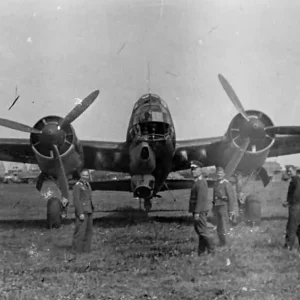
[0,204,287,229]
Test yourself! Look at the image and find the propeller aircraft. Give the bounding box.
[0,74,300,226]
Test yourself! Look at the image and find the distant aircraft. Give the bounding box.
[0,74,300,223]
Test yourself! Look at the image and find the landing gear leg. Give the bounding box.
[46,197,62,229]
[144,198,152,212]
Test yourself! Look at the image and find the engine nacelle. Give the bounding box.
[30,115,84,178]
[131,174,155,199]
[223,110,276,175]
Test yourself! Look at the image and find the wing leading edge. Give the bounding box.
[0,138,129,173]
[1,135,300,176]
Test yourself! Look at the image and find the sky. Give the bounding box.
[0,0,300,168]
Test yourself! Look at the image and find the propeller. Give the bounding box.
[218,74,249,122]
[0,90,100,200]
[219,73,300,181]
[218,73,300,137]
[0,90,100,135]
[224,137,250,180]
[59,90,100,129]
[53,144,69,200]
[0,118,41,134]
[257,167,271,187]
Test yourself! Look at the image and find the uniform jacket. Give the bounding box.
[287,176,300,205]
[73,179,94,217]
[213,179,235,213]
[189,176,209,213]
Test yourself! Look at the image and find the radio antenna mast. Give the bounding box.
[147,61,151,94]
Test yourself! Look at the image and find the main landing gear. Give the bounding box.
[46,197,68,229]
[46,197,62,229]
[138,198,152,212]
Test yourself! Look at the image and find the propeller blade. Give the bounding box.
[59,90,100,129]
[257,167,271,187]
[0,118,41,134]
[265,126,300,135]
[218,74,249,121]
[224,137,250,180]
[52,145,69,200]
[36,172,46,192]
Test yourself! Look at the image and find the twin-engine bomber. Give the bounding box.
[0,74,299,226]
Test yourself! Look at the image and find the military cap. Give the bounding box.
[216,166,225,173]
[190,160,204,169]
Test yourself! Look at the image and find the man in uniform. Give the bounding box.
[284,166,300,250]
[212,167,236,246]
[189,160,215,255]
[72,169,94,253]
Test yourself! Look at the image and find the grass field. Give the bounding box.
[0,180,299,300]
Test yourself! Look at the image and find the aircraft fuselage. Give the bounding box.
[126,93,176,199]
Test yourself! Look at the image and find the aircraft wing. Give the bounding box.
[89,179,132,192]
[172,136,225,171]
[89,178,195,193]
[80,140,130,172]
[89,178,222,193]
[0,138,36,163]
[163,178,219,190]
[268,135,300,157]
[2,135,300,174]
[0,138,130,173]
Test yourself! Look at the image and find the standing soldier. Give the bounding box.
[72,169,94,253]
[189,161,215,255]
[284,167,300,250]
[213,167,236,246]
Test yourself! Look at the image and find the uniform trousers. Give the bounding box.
[213,204,229,246]
[72,213,93,253]
[193,211,215,254]
[285,204,300,250]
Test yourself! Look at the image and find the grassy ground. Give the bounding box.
[0,180,299,300]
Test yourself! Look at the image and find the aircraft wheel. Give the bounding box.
[46,197,62,229]
[244,194,261,226]
[144,199,152,212]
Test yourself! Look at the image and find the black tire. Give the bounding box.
[244,194,262,226]
[144,199,152,212]
[46,197,62,229]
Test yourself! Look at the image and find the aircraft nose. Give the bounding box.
[141,146,150,160]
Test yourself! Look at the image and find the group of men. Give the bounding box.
[65,162,237,256]
[188,161,236,255]
[59,162,300,256]
[188,161,300,255]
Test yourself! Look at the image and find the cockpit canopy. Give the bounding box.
[129,93,174,141]
[133,93,169,111]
